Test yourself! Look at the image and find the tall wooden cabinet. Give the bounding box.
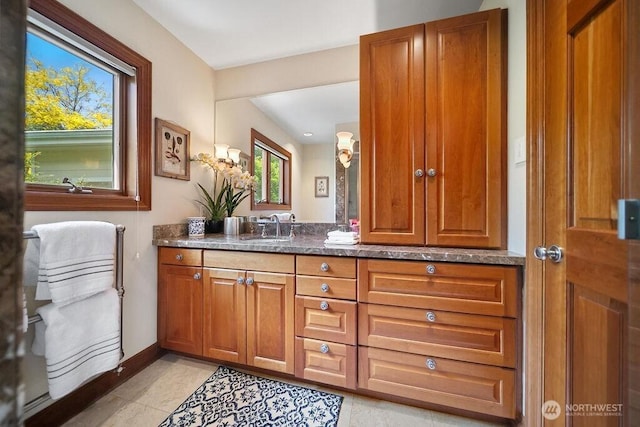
[360,9,507,249]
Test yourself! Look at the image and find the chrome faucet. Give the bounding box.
[269,214,281,238]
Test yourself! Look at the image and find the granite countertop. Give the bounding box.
[153,228,525,266]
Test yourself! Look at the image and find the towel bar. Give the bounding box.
[22,223,126,413]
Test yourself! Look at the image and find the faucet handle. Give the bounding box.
[289,223,300,238]
[258,223,267,238]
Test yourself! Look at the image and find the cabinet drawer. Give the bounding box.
[358,259,519,317]
[296,255,356,278]
[296,276,356,300]
[359,303,516,368]
[295,337,357,390]
[295,296,357,345]
[359,346,516,419]
[204,250,294,274]
[159,248,202,267]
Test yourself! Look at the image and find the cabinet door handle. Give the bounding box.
[415,169,425,178]
[320,283,330,293]
[245,277,254,286]
[426,264,436,274]
[193,272,201,280]
[426,311,436,322]
[320,301,329,311]
[320,343,330,354]
[236,277,245,285]
[426,358,437,370]
[427,168,437,177]
[175,253,183,261]
[320,262,329,272]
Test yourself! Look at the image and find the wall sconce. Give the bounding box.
[336,131,355,168]
[214,144,241,166]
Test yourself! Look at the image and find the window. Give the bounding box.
[25,0,151,211]
[250,128,291,211]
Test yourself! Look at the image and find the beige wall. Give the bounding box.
[24,0,216,359]
[479,0,527,255]
[215,45,359,100]
[300,143,336,222]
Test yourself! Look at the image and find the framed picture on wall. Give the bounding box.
[315,176,329,198]
[239,152,251,172]
[155,118,190,180]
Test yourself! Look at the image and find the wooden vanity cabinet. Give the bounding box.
[360,8,507,249]
[203,250,295,375]
[295,255,358,390]
[357,258,520,419]
[158,248,203,355]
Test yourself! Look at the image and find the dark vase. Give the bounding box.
[205,219,224,233]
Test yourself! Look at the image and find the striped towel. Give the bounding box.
[32,221,116,306]
[33,288,121,399]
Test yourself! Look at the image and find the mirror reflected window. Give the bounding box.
[251,128,291,211]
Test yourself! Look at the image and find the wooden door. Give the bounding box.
[158,264,203,355]
[246,271,295,374]
[360,24,425,245]
[535,0,632,424]
[202,268,246,364]
[425,9,507,249]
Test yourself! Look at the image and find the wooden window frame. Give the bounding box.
[250,128,291,211]
[25,0,152,211]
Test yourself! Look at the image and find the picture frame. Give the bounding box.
[239,152,251,173]
[155,118,190,180]
[315,176,329,198]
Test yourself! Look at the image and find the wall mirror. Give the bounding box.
[214,80,359,223]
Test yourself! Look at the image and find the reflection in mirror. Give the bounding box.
[251,128,291,211]
[215,81,358,222]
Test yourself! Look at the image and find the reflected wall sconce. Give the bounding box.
[214,143,242,165]
[336,131,355,168]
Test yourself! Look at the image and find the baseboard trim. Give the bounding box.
[25,343,165,427]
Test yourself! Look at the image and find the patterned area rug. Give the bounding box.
[159,366,343,426]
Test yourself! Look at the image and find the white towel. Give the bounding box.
[324,237,360,245]
[32,221,116,306]
[327,230,358,238]
[32,288,121,399]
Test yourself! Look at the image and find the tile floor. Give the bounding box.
[63,353,502,427]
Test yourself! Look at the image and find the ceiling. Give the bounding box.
[133,0,484,144]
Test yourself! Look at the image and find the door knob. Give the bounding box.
[427,168,437,177]
[415,169,424,177]
[533,245,563,263]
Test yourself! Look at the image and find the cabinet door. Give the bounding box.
[202,268,246,364]
[246,271,295,374]
[158,263,203,355]
[360,24,426,245]
[425,9,507,248]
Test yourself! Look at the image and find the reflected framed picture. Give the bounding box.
[155,118,190,180]
[315,176,329,197]
[239,152,251,172]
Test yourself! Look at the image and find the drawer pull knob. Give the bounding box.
[320,301,329,311]
[426,311,436,322]
[175,253,184,261]
[236,277,245,285]
[426,358,437,370]
[320,344,330,354]
[426,264,436,274]
[245,277,254,286]
[320,262,330,272]
[320,283,330,292]
[193,273,201,280]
